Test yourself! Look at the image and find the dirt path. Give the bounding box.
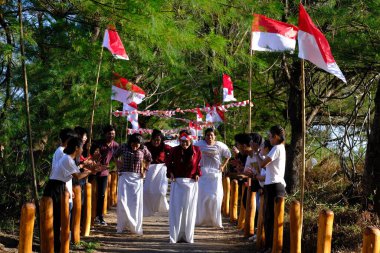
[73,207,255,253]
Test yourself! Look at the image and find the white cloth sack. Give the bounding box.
[195,168,223,227]
[117,172,143,234]
[143,164,169,217]
[169,178,198,243]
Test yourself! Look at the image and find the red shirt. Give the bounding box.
[98,139,119,177]
[165,145,202,180]
[145,142,172,164]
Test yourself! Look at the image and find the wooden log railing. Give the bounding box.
[71,185,81,244]
[256,191,265,250]
[82,182,92,236]
[290,200,301,253]
[244,178,256,237]
[40,196,54,253]
[272,196,285,253]
[18,203,35,253]
[362,226,380,253]
[316,209,334,253]
[60,191,70,253]
[230,179,239,223]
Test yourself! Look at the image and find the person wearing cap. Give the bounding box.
[165,129,202,243]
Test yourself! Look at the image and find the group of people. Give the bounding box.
[44,123,286,253]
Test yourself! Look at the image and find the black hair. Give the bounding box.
[63,137,83,155]
[89,142,100,156]
[103,125,115,135]
[270,125,286,143]
[59,128,77,144]
[234,133,251,146]
[74,126,88,138]
[250,132,263,146]
[263,139,273,150]
[151,129,164,140]
[127,133,144,149]
[204,128,215,136]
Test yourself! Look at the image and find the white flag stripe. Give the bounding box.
[298,31,346,83]
[251,32,296,52]
[223,88,236,102]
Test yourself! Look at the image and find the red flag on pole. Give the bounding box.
[112,73,145,104]
[102,28,129,60]
[222,74,237,102]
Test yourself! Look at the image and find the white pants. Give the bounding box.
[195,168,223,227]
[169,178,198,243]
[143,164,169,217]
[117,172,143,234]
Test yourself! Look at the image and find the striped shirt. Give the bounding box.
[113,144,152,173]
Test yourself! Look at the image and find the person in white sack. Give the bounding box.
[194,128,231,228]
[143,129,172,216]
[165,129,202,243]
[113,133,152,234]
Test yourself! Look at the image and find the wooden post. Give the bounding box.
[290,200,302,253]
[256,191,265,250]
[18,203,35,253]
[107,174,112,209]
[71,185,81,244]
[111,171,118,206]
[103,177,109,215]
[362,226,380,253]
[230,179,239,223]
[237,183,246,229]
[60,191,70,253]
[82,183,92,236]
[222,176,226,214]
[223,176,231,216]
[40,197,54,253]
[91,178,98,225]
[272,196,285,253]
[244,179,256,237]
[316,210,334,253]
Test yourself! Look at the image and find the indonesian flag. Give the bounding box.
[206,105,225,123]
[112,73,145,104]
[123,102,139,130]
[196,108,203,122]
[251,14,298,52]
[102,28,129,60]
[222,74,237,102]
[298,4,346,83]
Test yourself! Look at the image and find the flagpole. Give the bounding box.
[88,46,104,154]
[248,48,254,133]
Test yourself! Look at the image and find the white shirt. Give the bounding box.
[195,140,231,173]
[50,154,80,202]
[258,168,266,188]
[50,146,64,178]
[244,154,257,174]
[265,144,286,187]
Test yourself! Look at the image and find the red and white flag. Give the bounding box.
[251,14,298,52]
[222,74,237,102]
[206,105,225,123]
[112,73,145,104]
[102,28,129,60]
[196,108,203,122]
[298,4,346,83]
[123,102,139,130]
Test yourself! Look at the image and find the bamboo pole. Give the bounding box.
[82,182,92,236]
[18,0,39,214]
[230,179,239,223]
[60,191,70,253]
[71,185,81,244]
[244,180,256,237]
[290,200,302,253]
[272,196,285,253]
[18,203,35,253]
[40,197,54,253]
[316,210,334,253]
[223,176,231,216]
[248,49,253,132]
[237,183,246,229]
[362,226,380,253]
[91,178,98,225]
[256,191,265,250]
[88,46,104,155]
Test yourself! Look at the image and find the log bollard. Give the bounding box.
[60,191,70,253]
[223,176,231,216]
[244,179,256,237]
[237,183,246,229]
[111,171,117,206]
[82,182,92,236]
[40,197,54,253]
[362,226,380,253]
[230,179,239,223]
[103,176,109,215]
[272,196,285,253]
[290,200,302,253]
[222,176,226,214]
[256,191,265,250]
[91,178,98,225]
[107,174,112,209]
[18,203,35,253]
[316,209,334,253]
[72,185,81,244]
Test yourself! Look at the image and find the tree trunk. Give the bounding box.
[285,62,302,194]
[363,78,380,216]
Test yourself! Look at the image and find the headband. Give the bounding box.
[179,132,192,141]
